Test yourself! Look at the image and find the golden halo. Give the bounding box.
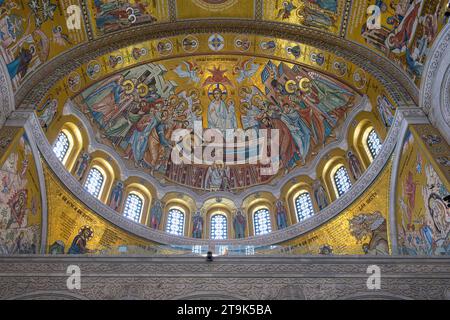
[122,80,135,94]
[214,160,225,168]
[79,225,94,240]
[208,83,227,101]
[251,95,263,107]
[285,80,297,94]
[137,83,149,97]
[299,78,311,92]
[188,88,200,99]
[169,94,179,106]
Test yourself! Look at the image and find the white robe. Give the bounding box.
[208,99,228,131]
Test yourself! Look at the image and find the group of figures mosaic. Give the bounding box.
[74,57,360,192]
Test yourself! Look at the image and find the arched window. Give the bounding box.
[334,166,352,197]
[83,167,104,199]
[166,208,185,236]
[210,214,227,240]
[366,129,382,160]
[123,193,144,223]
[53,131,70,163]
[295,192,314,222]
[253,208,272,236]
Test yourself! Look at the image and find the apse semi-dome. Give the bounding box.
[71,54,362,192]
[36,30,394,244]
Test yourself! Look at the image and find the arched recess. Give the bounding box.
[161,193,196,237]
[420,22,450,144]
[348,112,386,169]
[49,116,88,172]
[283,177,317,225]
[6,11,414,245]
[319,149,355,202]
[121,178,154,225]
[243,192,277,236]
[202,198,236,240]
[83,150,120,204]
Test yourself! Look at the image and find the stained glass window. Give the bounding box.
[83,167,104,199]
[245,246,255,255]
[123,193,143,223]
[192,245,203,254]
[334,166,352,197]
[367,129,382,160]
[211,214,227,240]
[253,208,272,236]
[53,131,70,162]
[166,208,185,236]
[295,192,315,222]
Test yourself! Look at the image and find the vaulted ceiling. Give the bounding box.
[2,0,446,196]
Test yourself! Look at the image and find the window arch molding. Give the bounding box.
[284,178,320,225]
[292,190,315,223]
[209,212,229,240]
[83,165,107,200]
[204,203,232,239]
[243,193,276,236]
[349,114,385,169]
[252,206,272,236]
[51,119,86,171]
[363,127,383,162]
[165,206,186,236]
[163,202,190,236]
[330,164,353,198]
[122,191,145,223]
[52,130,72,165]
[161,195,195,236]
[321,153,354,201]
[121,181,153,225]
[83,154,117,203]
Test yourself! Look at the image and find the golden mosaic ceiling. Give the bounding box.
[37,30,396,193]
[2,0,448,194]
[1,0,449,247]
[71,54,362,191]
[2,0,447,97]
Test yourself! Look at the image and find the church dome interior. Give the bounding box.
[0,0,449,300]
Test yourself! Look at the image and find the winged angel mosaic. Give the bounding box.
[74,57,360,192]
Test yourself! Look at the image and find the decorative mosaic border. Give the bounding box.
[14,20,418,109]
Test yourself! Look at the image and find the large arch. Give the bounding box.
[0,55,15,126]
[420,23,450,143]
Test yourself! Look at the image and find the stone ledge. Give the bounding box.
[0,256,449,300]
